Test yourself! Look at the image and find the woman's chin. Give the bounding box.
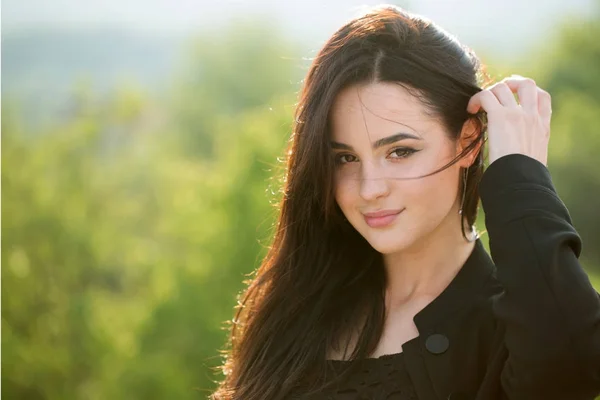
[363,232,413,255]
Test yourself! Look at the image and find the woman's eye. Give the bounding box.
[390,147,417,159]
[335,154,357,165]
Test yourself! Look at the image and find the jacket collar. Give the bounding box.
[412,238,496,330]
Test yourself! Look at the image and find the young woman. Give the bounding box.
[210,5,600,400]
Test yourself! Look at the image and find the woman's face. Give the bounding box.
[330,82,466,254]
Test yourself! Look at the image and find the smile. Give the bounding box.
[363,209,404,228]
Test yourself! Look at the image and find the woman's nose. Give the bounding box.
[359,164,390,201]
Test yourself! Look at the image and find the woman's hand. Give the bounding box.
[467,75,552,166]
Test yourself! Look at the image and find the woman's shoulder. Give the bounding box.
[439,261,505,340]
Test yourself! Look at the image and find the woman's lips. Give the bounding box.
[363,209,403,228]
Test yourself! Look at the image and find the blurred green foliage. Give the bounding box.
[2,11,600,400]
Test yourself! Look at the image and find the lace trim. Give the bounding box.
[322,352,418,399]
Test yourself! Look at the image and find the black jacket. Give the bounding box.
[400,154,600,400]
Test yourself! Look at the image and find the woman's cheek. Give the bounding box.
[334,181,355,220]
[403,180,444,220]
[422,174,459,218]
[340,192,371,233]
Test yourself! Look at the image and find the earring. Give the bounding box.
[467,224,479,242]
[458,167,468,215]
[459,166,479,242]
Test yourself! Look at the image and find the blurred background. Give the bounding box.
[2,0,600,398]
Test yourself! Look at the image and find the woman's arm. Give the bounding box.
[479,153,600,399]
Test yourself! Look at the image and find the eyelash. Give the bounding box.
[334,147,418,165]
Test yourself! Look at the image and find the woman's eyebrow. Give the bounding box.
[331,132,422,151]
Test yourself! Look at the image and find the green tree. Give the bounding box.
[535,8,600,274]
[169,16,304,159]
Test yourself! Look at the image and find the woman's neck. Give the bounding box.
[383,211,476,311]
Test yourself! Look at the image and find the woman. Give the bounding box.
[210,5,600,400]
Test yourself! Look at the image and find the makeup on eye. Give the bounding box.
[390,147,418,159]
[333,146,419,165]
[334,153,357,165]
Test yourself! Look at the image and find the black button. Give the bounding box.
[425,333,449,354]
[447,392,470,400]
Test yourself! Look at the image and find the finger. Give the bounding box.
[467,90,501,114]
[503,77,539,114]
[537,87,552,127]
[489,82,519,108]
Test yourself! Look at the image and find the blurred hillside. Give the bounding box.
[3,0,598,126]
[2,4,600,400]
[1,29,186,127]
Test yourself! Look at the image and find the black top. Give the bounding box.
[286,154,600,400]
[307,352,418,400]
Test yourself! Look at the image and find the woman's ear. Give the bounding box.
[456,117,483,168]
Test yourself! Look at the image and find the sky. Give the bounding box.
[3,0,597,57]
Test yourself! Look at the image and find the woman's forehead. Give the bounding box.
[330,83,437,142]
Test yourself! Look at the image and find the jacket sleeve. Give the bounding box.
[478,154,600,400]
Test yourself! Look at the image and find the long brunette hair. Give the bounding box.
[211,5,490,399]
